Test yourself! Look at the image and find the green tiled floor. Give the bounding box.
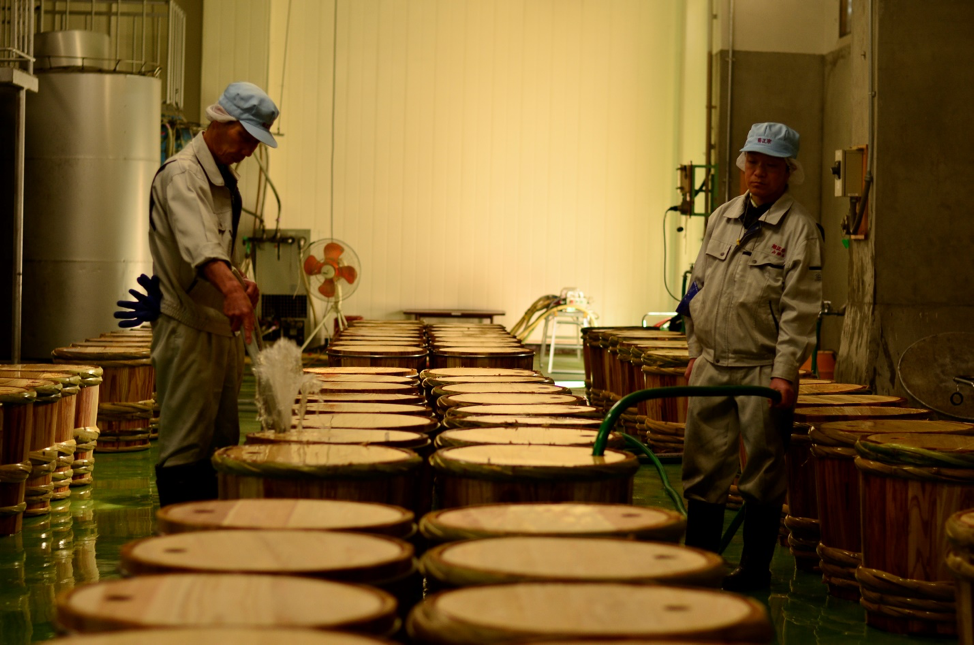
[0,349,955,643]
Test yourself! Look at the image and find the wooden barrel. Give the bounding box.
[421,537,723,590]
[213,444,424,514]
[421,368,540,379]
[297,413,438,435]
[429,347,535,370]
[419,502,685,545]
[300,402,432,416]
[947,509,974,645]
[157,498,415,539]
[855,433,974,636]
[55,574,399,636]
[799,382,869,395]
[306,367,419,377]
[45,628,396,645]
[434,427,623,450]
[326,345,428,372]
[796,394,905,408]
[0,378,62,517]
[425,376,552,388]
[810,418,974,601]
[434,383,567,397]
[438,393,583,413]
[53,345,154,453]
[313,382,423,396]
[249,429,430,452]
[431,445,638,508]
[445,415,602,430]
[310,374,420,384]
[121,530,419,610]
[783,423,819,572]
[0,386,35,535]
[443,404,600,429]
[796,406,931,424]
[405,583,773,644]
[303,392,427,405]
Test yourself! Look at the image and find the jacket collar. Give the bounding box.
[191,132,239,187]
[723,191,794,226]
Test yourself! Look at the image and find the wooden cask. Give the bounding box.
[430,445,638,507]
[418,502,685,545]
[47,628,395,645]
[782,423,819,572]
[305,367,419,377]
[156,498,415,539]
[434,427,623,450]
[297,413,438,435]
[856,433,974,636]
[326,345,428,372]
[299,402,432,416]
[429,347,535,371]
[0,386,35,535]
[55,574,399,636]
[421,537,724,589]
[810,418,972,601]
[303,392,427,405]
[795,394,905,408]
[0,378,62,517]
[444,415,602,430]
[406,583,773,644]
[798,382,869,395]
[947,509,974,645]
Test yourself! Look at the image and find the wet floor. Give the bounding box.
[0,357,956,643]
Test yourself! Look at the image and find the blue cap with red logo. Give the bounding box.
[218,82,279,148]
[737,122,804,185]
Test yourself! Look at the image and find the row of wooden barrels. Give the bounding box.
[46,359,779,643]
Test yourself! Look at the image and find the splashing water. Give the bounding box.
[252,339,318,432]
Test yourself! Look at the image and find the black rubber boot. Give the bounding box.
[723,502,783,592]
[155,459,219,508]
[684,499,726,553]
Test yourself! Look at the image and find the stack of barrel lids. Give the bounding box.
[326,319,428,372]
[51,328,155,453]
[581,326,688,454]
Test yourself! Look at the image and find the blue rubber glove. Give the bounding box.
[114,274,162,328]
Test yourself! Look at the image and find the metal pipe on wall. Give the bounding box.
[11,88,25,363]
[704,0,714,218]
[723,0,735,203]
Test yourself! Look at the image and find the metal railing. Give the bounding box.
[1,0,36,74]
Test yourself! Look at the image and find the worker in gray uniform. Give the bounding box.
[146,82,278,507]
[678,122,822,591]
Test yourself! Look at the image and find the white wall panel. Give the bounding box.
[241,0,706,336]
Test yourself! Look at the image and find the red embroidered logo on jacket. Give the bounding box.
[770,244,786,257]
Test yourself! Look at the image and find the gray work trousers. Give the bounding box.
[681,356,789,506]
[152,314,244,467]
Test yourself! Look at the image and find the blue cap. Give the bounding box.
[218,82,279,148]
[740,122,800,159]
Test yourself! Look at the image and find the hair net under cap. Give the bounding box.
[217,82,279,148]
[736,122,804,185]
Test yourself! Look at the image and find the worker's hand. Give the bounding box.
[114,274,162,328]
[769,377,796,409]
[223,287,255,345]
[684,357,696,382]
[242,279,260,306]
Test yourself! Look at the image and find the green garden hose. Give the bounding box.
[593,385,782,554]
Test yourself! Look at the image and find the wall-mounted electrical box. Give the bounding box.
[247,229,311,345]
[832,147,865,197]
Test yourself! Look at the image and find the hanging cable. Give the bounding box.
[661,206,682,301]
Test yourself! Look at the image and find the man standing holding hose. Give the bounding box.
[119,82,279,506]
[678,122,822,591]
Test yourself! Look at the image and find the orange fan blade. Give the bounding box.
[337,265,357,284]
[318,278,336,299]
[324,242,344,261]
[303,255,322,275]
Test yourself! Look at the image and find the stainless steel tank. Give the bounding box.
[23,35,160,358]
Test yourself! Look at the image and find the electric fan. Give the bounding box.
[300,238,361,350]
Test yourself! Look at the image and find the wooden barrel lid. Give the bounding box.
[419,503,685,544]
[436,383,567,396]
[313,383,421,395]
[303,393,426,405]
[432,341,523,347]
[434,427,623,450]
[56,574,398,635]
[860,432,974,454]
[431,347,534,357]
[121,530,414,583]
[0,385,35,405]
[440,393,582,408]
[406,583,772,644]
[306,367,418,376]
[297,414,438,434]
[795,406,931,423]
[300,402,431,415]
[446,404,600,418]
[335,338,426,344]
[798,382,869,395]
[79,338,150,346]
[48,628,394,645]
[795,394,904,407]
[327,345,427,357]
[425,376,552,387]
[0,368,81,389]
[53,345,151,362]
[638,349,691,368]
[430,446,638,481]
[212,444,422,479]
[811,419,974,448]
[447,415,602,429]
[156,499,415,537]
[311,375,419,384]
[249,429,430,452]
[422,368,539,378]
[422,537,723,587]
[6,362,103,380]
[0,377,62,399]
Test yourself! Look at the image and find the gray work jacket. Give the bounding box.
[684,191,822,383]
[149,133,242,337]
